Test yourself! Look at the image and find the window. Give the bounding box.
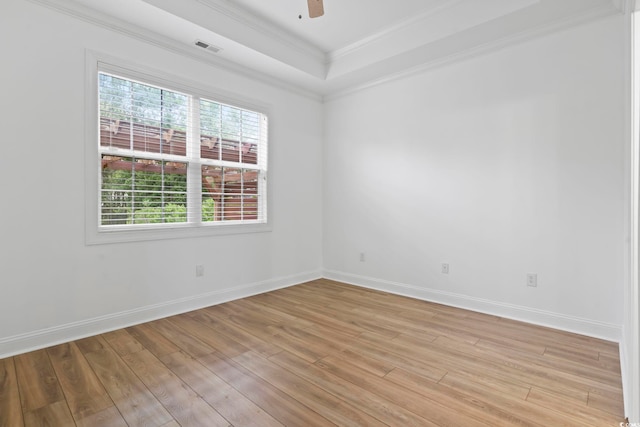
[96,69,268,237]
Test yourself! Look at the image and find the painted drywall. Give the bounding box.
[324,15,626,339]
[0,0,628,361]
[0,0,323,356]
[622,9,640,422]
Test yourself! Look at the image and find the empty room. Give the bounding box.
[1,0,639,425]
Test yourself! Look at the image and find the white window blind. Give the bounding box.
[98,71,268,230]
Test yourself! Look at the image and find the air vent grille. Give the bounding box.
[194,40,222,54]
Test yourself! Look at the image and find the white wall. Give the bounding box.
[0,0,631,415]
[623,9,640,422]
[0,0,628,361]
[324,15,626,340]
[0,0,323,357]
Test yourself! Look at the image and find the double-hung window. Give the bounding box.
[95,67,268,240]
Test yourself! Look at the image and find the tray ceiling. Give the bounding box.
[35,0,625,98]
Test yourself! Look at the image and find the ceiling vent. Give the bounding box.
[194,40,222,54]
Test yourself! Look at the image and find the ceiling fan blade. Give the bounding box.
[307,0,324,18]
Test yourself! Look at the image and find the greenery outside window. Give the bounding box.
[97,71,268,233]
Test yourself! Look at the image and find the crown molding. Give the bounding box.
[324,1,616,103]
[326,0,539,66]
[327,0,463,64]
[196,0,326,63]
[324,0,540,80]
[23,0,622,102]
[25,0,323,102]
[325,1,619,102]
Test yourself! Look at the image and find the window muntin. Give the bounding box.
[98,71,267,230]
[201,166,261,222]
[100,156,188,225]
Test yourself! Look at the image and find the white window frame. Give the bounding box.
[85,52,271,244]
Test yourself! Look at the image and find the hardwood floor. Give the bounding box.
[0,279,625,426]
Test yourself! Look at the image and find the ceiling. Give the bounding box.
[229,0,447,52]
[40,0,625,98]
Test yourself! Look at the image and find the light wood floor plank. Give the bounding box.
[188,308,282,358]
[46,342,112,422]
[74,406,127,427]
[437,368,531,401]
[269,350,441,427]
[526,387,618,426]
[101,329,145,357]
[161,351,284,427]
[344,332,454,383]
[350,305,442,341]
[262,325,331,363]
[203,304,327,362]
[235,351,388,427]
[217,299,295,328]
[317,353,521,427]
[205,301,282,334]
[588,389,626,418]
[444,337,597,401]
[299,301,401,338]
[182,311,257,358]
[324,347,395,378]
[250,292,365,336]
[79,336,173,427]
[0,357,24,427]
[393,332,612,400]
[0,279,625,426]
[491,316,618,356]
[301,323,372,352]
[430,317,549,355]
[235,297,315,329]
[599,351,623,368]
[14,349,64,412]
[198,352,336,427]
[435,370,591,427]
[125,323,181,358]
[386,367,541,427]
[121,349,230,427]
[23,400,75,427]
[149,317,216,359]
[472,338,622,392]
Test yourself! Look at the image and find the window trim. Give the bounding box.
[85,51,272,245]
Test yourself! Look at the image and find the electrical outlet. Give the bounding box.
[196,265,204,277]
[359,252,365,262]
[441,263,449,274]
[526,273,537,287]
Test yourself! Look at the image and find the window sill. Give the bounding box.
[86,222,271,245]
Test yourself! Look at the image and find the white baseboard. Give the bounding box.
[1,269,621,359]
[323,269,622,342]
[0,270,322,359]
[620,325,640,422]
[620,337,630,419]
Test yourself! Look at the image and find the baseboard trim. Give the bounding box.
[323,270,622,342]
[620,324,640,422]
[620,337,630,419]
[2,269,621,359]
[0,270,322,358]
